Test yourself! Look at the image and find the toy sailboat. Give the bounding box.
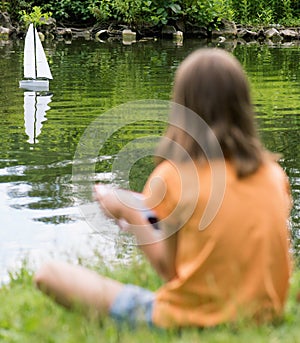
[19,23,53,91]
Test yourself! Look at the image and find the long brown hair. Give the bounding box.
[156,48,272,178]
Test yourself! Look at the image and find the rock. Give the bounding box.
[257,29,266,40]
[40,17,56,35]
[162,25,176,34]
[265,27,280,38]
[107,24,122,37]
[280,29,298,40]
[173,30,183,46]
[212,19,237,38]
[162,25,176,38]
[175,20,185,33]
[95,29,109,41]
[71,28,91,40]
[122,29,136,45]
[0,12,15,36]
[0,26,9,34]
[57,28,72,39]
[237,28,257,41]
[0,12,14,30]
[122,29,136,38]
[38,31,45,42]
[0,26,10,38]
[184,23,207,38]
[264,28,282,42]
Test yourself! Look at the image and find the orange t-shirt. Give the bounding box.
[142,159,292,328]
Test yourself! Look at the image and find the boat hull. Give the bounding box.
[19,79,49,91]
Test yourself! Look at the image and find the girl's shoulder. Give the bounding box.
[263,160,291,193]
[150,160,181,180]
[259,160,289,183]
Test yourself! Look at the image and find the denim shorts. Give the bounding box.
[109,284,155,328]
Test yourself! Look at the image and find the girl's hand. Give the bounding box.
[93,184,121,220]
[94,184,177,281]
[94,184,133,232]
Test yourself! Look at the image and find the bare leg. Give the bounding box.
[34,261,124,317]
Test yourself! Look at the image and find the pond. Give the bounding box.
[0,37,299,283]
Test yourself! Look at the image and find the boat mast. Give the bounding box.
[33,23,37,79]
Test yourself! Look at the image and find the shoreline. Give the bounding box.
[0,11,299,46]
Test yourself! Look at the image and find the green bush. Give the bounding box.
[90,0,146,25]
[89,0,300,27]
[19,6,52,27]
[34,0,96,23]
[230,0,299,25]
[90,0,183,27]
[2,0,35,22]
[182,0,234,27]
[3,0,300,32]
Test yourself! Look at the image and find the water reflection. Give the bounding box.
[24,91,52,144]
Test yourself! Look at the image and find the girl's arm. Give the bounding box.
[94,185,177,281]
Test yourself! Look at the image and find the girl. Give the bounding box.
[35,48,292,329]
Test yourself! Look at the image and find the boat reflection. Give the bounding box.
[24,91,53,144]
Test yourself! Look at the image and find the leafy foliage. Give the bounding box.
[4,0,300,28]
[19,6,52,27]
[37,0,95,23]
[231,0,300,25]
[90,0,228,27]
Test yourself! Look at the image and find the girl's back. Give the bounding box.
[143,159,291,328]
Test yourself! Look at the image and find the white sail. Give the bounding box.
[23,23,36,79]
[34,26,53,79]
[22,23,52,80]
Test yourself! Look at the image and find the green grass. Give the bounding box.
[1,253,300,343]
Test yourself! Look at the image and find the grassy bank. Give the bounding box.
[1,253,300,343]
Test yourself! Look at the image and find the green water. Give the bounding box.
[0,38,299,280]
